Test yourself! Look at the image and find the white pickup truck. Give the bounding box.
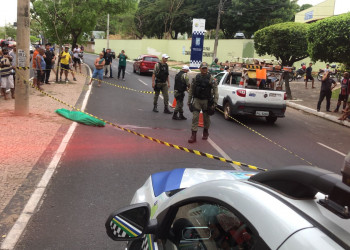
[215,72,286,124]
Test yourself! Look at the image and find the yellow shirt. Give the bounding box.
[60,51,70,65]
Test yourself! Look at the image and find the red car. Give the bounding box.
[133,55,160,75]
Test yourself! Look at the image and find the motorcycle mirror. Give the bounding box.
[105,203,150,241]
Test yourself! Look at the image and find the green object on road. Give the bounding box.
[55,108,105,127]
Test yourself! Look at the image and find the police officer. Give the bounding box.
[173,65,190,120]
[187,62,218,143]
[152,54,172,114]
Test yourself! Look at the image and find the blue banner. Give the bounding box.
[190,19,206,69]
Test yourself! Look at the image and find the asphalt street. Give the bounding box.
[15,54,350,249]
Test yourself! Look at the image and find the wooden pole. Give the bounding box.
[15,0,30,115]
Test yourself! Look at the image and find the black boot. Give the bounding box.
[1,88,7,100]
[172,112,180,120]
[10,88,15,99]
[164,106,173,114]
[179,113,187,120]
[153,105,159,113]
[202,129,209,140]
[188,131,197,143]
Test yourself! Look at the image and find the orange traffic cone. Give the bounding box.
[198,111,204,127]
[239,77,244,86]
[171,98,177,108]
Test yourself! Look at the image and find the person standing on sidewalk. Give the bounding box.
[173,65,190,120]
[104,49,113,78]
[187,62,218,143]
[88,52,105,87]
[334,72,350,112]
[59,46,71,83]
[305,62,315,89]
[36,48,46,88]
[117,50,127,80]
[317,71,337,112]
[73,45,82,73]
[44,43,55,84]
[0,48,15,99]
[152,54,172,114]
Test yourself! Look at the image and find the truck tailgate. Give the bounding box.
[245,89,285,104]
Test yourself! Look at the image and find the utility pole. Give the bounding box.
[15,0,30,115]
[106,14,110,49]
[213,0,226,61]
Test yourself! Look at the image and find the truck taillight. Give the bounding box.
[141,62,145,67]
[284,93,287,100]
[237,89,246,97]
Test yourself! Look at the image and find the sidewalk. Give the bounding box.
[287,78,350,128]
[0,66,90,241]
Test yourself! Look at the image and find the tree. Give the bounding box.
[299,4,312,11]
[308,13,350,68]
[32,0,134,47]
[254,22,309,99]
[223,0,299,38]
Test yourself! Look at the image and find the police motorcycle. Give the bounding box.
[292,62,306,80]
[317,64,340,81]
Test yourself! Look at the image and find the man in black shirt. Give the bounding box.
[44,43,56,84]
[305,62,315,89]
[317,71,337,112]
[104,49,113,78]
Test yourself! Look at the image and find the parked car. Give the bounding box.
[216,71,286,124]
[105,166,350,250]
[133,55,160,75]
[234,32,245,39]
[106,166,350,249]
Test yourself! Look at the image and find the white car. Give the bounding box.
[105,166,350,249]
[216,72,286,124]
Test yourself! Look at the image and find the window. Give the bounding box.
[162,202,257,250]
[144,57,159,62]
[215,73,225,84]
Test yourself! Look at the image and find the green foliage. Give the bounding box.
[254,22,309,66]
[222,0,299,39]
[132,0,300,39]
[299,4,312,11]
[308,13,350,67]
[30,35,40,43]
[32,0,134,47]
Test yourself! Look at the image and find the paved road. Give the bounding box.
[15,54,350,249]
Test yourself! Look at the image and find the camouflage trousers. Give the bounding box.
[191,98,210,131]
[153,82,169,107]
[174,91,185,113]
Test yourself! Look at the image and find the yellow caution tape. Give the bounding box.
[60,67,174,94]
[15,69,266,172]
[215,108,313,166]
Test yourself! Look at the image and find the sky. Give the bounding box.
[0,0,349,27]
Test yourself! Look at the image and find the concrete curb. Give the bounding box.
[287,101,350,128]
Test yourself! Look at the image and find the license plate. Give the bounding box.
[149,69,154,72]
[256,111,269,116]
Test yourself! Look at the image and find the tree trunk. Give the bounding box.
[56,45,62,83]
[284,72,293,100]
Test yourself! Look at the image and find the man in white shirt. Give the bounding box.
[73,45,81,73]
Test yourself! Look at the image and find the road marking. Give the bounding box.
[125,71,130,75]
[138,79,148,86]
[208,138,242,170]
[317,142,346,157]
[0,67,93,250]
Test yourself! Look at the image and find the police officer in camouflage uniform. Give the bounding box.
[173,65,190,120]
[152,54,172,114]
[187,62,218,143]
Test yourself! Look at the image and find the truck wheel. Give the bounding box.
[224,103,231,120]
[266,116,277,124]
